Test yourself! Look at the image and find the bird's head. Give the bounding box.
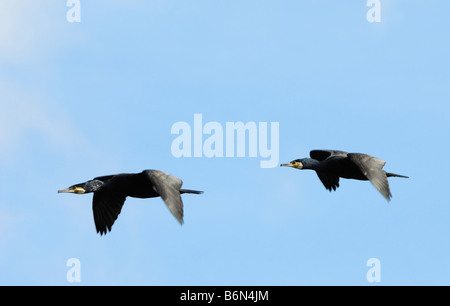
[58,180,104,194]
[280,158,320,170]
[58,183,88,194]
[280,159,305,169]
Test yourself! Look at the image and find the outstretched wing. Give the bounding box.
[316,172,340,192]
[93,175,116,182]
[144,170,184,225]
[310,150,348,161]
[92,191,126,235]
[347,153,391,201]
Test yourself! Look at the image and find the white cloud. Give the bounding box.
[0,78,87,161]
[0,1,94,163]
[0,1,64,63]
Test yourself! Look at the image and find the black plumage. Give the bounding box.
[58,170,203,235]
[281,150,408,201]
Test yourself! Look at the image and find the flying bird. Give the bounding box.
[280,150,408,201]
[58,170,203,235]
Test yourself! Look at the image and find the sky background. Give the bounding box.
[0,0,449,285]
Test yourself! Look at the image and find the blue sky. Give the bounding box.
[0,0,449,285]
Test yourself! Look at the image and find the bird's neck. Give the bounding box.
[302,158,321,170]
[84,180,105,193]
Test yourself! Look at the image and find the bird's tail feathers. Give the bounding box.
[180,189,204,194]
[386,172,409,178]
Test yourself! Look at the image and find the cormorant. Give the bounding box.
[58,170,203,235]
[280,150,408,201]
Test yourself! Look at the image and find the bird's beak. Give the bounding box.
[280,162,302,169]
[58,187,74,193]
[58,188,75,193]
[58,187,86,194]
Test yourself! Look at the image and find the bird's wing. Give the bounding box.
[93,175,116,182]
[347,153,391,201]
[310,150,348,161]
[316,172,340,191]
[92,191,126,235]
[144,170,184,225]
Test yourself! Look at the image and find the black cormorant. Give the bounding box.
[58,170,203,235]
[280,150,408,201]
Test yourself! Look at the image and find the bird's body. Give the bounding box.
[95,173,160,199]
[58,170,203,235]
[312,154,367,180]
[281,150,408,201]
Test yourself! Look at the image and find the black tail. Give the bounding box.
[386,172,409,179]
[180,189,204,194]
